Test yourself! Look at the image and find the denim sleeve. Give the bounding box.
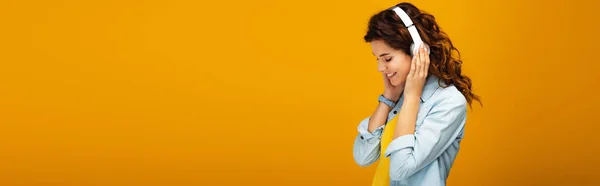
[384,95,467,180]
[353,116,385,167]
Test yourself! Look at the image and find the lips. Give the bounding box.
[386,72,397,79]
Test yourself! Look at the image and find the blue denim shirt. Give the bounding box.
[352,75,468,186]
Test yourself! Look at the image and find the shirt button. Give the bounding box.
[393,110,398,114]
[360,136,364,139]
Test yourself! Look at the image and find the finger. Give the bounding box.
[419,46,426,77]
[424,47,430,77]
[409,52,417,76]
[415,48,422,77]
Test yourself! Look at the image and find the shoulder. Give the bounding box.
[429,83,467,113]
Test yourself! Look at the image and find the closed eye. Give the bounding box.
[385,57,393,62]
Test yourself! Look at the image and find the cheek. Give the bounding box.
[399,62,411,75]
[394,60,411,77]
[390,59,411,85]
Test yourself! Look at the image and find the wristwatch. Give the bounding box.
[378,94,396,108]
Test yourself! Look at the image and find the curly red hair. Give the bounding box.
[364,2,482,107]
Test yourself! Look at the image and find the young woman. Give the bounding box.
[352,2,481,186]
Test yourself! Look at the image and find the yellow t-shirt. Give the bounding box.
[371,114,399,186]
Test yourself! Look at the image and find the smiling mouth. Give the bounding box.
[386,72,397,79]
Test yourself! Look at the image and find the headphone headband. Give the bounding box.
[391,7,425,53]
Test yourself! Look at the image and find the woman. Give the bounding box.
[352,2,481,186]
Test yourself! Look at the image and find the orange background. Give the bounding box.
[1,0,599,185]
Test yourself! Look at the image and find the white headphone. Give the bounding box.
[391,6,430,56]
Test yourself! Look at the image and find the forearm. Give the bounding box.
[368,102,392,133]
[393,97,420,139]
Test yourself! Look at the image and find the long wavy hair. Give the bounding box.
[364,2,482,107]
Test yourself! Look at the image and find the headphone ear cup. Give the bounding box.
[410,43,431,56]
[423,44,430,55]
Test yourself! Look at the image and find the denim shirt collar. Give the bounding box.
[420,75,442,103]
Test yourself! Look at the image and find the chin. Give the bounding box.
[391,79,404,87]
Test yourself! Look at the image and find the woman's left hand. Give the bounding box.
[403,45,430,101]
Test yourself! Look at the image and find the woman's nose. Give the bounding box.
[377,61,386,72]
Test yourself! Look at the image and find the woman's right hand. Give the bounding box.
[382,74,403,103]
